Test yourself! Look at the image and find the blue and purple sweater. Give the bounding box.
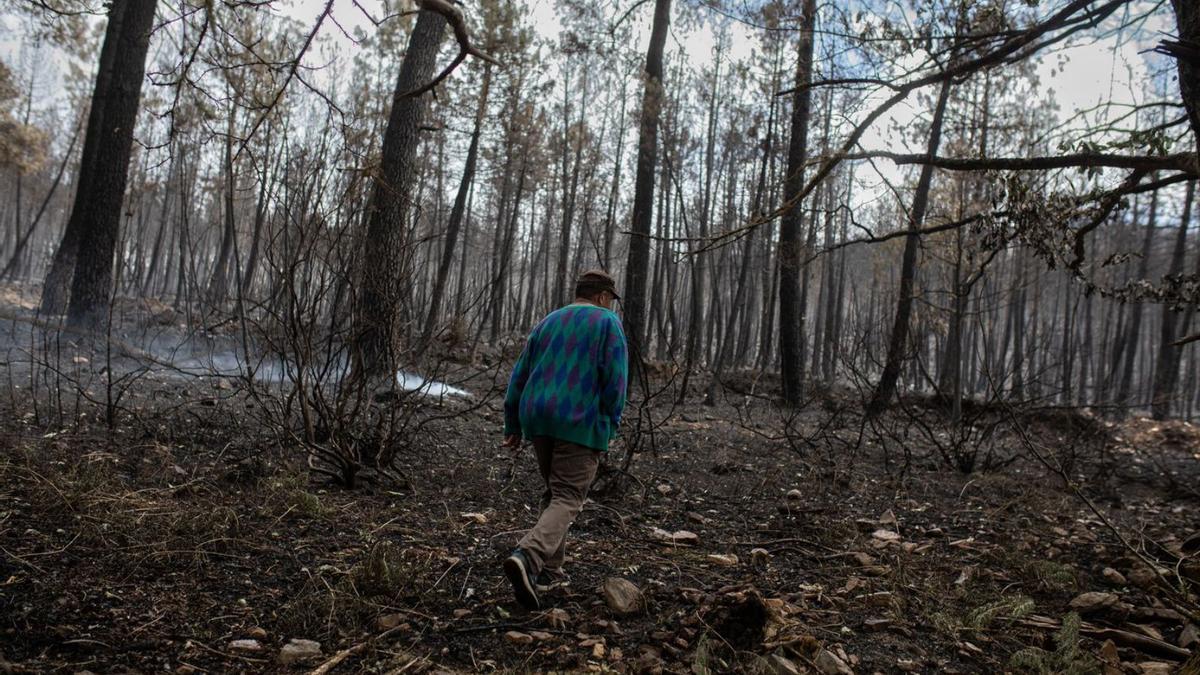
[503,304,628,451]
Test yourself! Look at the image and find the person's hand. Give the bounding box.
[502,434,521,449]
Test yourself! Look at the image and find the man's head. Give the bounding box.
[574,269,620,310]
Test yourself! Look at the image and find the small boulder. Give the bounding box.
[376,613,404,630]
[750,548,771,567]
[651,527,699,546]
[504,631,534,646]
[602,577,644,616]
[871,529,901,544]
[278,639,322,665]
[227,639,264,653]
[1102,567,1127,586]
[1179,623,1198,649]
[814,648,855,675]
[1068,591,1118,616]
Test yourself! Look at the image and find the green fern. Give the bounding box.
[1028,560,1078,592]
[966,595,1035,631]
[1009,612,1099,675]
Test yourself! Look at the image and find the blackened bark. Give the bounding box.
[1170,1,1200,148]
[64,0,159,329]
[1115,187,1159,409]
[352,9,448,375]
[623,0,671,378]
[778,0,817,405]
[207,111,238,304]
[1151,179,1195,419]
[865,67,954,417]
[420,63,490,351]
[39,0,131,315]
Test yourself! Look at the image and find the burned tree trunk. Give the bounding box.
[623,0,671,378]
[778,0,818,405]
[1151,179,1195,419]
[866,65,954,417]
[351,8,447,376]
[420,63,491,352]
[39,0,150,318]
[63,0,159,330]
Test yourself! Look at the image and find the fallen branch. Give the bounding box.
[1020,615,1192,661]
[308,643,368,675]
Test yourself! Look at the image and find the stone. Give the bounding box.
[227,639,264,653]
[814,648,855,675]
[751,548,771,566]
[545,607,571,629]
[504,631,534,646]
[452,609,471,619]
[245,627,268,640]
[1068,592,1118,615]
[656,484,672,496]
[1102,567,1127,585]
[707,553,739,566]
[1099,639,1119,665]
[278,639,322,665]
[461,512,487,524]
[591,642,606,659]
[686,511,708,524]
[871,529,901,543]
[602,577,643,616]
[376,613,404,630]
[786,489,803,500]
[530,630,553,641]
[1180,623,1199,649]
[896,659,921,672]
[1138,663,1173,675]
[650,527,699,546]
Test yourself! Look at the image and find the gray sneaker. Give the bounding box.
[503,548,540,609]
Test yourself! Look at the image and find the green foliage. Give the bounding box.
[1009,612,1099,675]
[1028,560,1078,592]
[351,541,413,598]
[965,595,1036,631]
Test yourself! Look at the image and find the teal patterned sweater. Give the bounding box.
[504,303,628,451]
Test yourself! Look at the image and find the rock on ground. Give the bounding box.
[602,577,644,616]
[278,638,322,665]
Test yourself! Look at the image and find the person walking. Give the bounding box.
[501,270,628,609]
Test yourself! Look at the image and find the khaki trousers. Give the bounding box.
[517,436,600,575]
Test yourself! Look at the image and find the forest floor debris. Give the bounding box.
[0,348,1198,672]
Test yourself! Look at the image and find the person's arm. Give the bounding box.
[598,315,629,431]
[504,327,538,443]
